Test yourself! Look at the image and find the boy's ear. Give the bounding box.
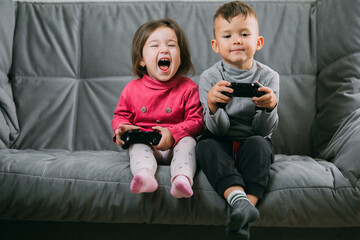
[140,60,146,67]
[256,36,264,51]
[211,39,220,53]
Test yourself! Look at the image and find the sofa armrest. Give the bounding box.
[0,0,18,148]
[319,108,360,186]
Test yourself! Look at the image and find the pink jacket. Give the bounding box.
[111,74,204,145]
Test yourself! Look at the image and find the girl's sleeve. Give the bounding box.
[167,84,205,145]
[111,86,134,134]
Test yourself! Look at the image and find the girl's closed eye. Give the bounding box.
[168,41,177,47]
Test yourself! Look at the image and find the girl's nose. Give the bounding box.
[160,44,169,53]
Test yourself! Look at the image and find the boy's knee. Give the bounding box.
[245,135,267,145]
[196,138,217,152]
[244,136,272,152]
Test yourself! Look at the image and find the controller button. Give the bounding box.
[165,107,172,113]
[156,120,161,123]
[141,107,147,113]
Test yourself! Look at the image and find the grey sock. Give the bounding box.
[226,191,260,238]
[226,223,250,240]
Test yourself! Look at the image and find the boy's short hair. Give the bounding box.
[213,1,258,36]
[131,18,194,78]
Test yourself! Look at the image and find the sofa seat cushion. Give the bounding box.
[1,149,359,227]
[256,155,359,227]
[0,149,226,225]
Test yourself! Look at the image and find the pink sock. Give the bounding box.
[171,175,193,198]
[130,171,158,194]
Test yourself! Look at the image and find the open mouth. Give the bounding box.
[158,58,170,71]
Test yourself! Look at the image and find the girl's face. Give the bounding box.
[211,15,263,70]
[140,26,181,82]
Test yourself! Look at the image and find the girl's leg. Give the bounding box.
[128,143,158,193]
[170,136,197,198]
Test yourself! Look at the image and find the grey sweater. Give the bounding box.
[199,60,279,140]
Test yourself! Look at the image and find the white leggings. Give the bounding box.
[128,136,196,185]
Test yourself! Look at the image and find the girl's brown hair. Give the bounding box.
[131,18,194,78]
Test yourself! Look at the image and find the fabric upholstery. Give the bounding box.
[0,0,18,148]
[315,0,360,155]
[0,0,359,229]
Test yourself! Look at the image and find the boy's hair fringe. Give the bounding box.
[214,1,257,23]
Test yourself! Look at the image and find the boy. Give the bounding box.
[196,1,279,239]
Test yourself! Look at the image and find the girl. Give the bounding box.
[111,18,204,198]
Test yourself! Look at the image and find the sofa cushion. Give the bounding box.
[1,148,358,226]
[0,149,227,225]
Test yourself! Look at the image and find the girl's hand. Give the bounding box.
[207,80,233,114]
[252,82,277,111]
[152,126,174,151]
[115,124,140,147]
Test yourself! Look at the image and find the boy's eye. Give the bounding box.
[223,35,231,39]
[151,45,158,48]
[241,33,249,37]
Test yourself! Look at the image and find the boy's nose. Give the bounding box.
[234,37,243,44]
[234,36,242,44]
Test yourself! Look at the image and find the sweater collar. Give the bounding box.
[221,60,256,82]
[141,74,182,90]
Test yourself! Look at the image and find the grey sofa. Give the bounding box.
[1,0,360,239]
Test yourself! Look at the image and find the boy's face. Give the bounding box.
[140,26,181,82]
[212,15,263,70]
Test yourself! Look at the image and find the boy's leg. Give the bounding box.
[226,136,273,239]
[196,134,260,240]
[195,134,245,196]
[236,136,274,200]
[170,136,197,198]
[128,143,158,193]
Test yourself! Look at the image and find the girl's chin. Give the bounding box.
[152,72,175,82]
[155,77,172,82]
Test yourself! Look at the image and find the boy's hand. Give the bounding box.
[115,124,140,147]
[152,126,174,151]
[252,82,277,111]
[207,80,233,114]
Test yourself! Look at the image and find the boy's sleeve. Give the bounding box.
[199,70,231,136]
[252,71,280,137]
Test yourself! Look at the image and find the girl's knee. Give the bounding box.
[176,136,196,148]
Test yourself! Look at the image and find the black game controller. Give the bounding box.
[222,82,265,98]
[121,129,162,149]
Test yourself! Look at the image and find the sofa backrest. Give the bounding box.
[315,0,360,156]
[4,0,360,157]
